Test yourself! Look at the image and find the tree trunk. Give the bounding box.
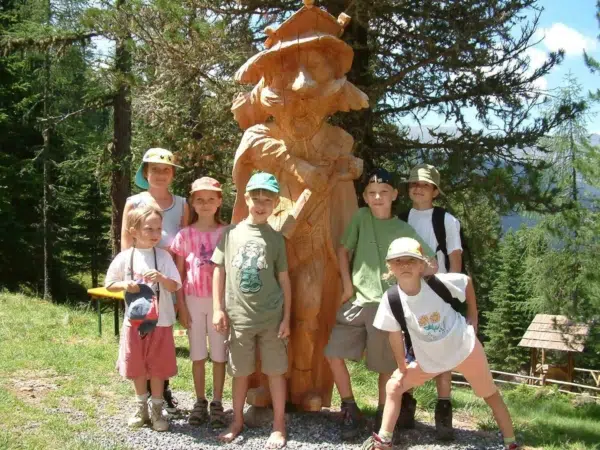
[110,0,132,256]
[42,128,51,300]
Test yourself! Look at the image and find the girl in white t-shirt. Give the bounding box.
[360,237,519,450]
[106,205,182,432]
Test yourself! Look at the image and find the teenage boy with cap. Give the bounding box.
[398,163,473,440]
[324,168,436,440]
[211,172,291,449]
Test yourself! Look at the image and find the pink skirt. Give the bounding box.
[117,325,178,380]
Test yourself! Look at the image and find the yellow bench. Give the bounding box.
[87,287,188,338]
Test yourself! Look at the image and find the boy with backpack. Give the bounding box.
[397,163,475,440]
[324,168,436,441]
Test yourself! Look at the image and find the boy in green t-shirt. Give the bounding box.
[324,168,435,440]
[211,172,291,449]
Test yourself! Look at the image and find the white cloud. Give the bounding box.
[525,48,548,91]
[537,23,597,56]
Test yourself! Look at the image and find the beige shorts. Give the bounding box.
[186,296,227,363]
[324,301,397,374]
[227,325,288,378]
[395,339,498,399]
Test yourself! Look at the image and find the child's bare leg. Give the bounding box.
[327,357,354,399]
[212,361,226,401]
[378,375,406,435]
[218,375,247,442]
[484,392,515,439]
[266,374,287,449]
[192,359,206,399]
[378,373,391,406]
[435,372,452,398]
[133,377,148,396]
[149,377,165,399]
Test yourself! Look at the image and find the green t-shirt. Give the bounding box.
[342,207,435,306]
[211,221,288,330]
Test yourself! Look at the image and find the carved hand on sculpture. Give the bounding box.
[305,166,330,193]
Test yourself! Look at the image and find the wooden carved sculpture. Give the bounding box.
[230,0,368,411]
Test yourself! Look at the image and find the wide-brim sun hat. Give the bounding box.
[190,177,222,193]
[386,237,428,262]
[404,163,444,195]
[135,148,183,190]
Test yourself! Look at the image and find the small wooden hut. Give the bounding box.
[518,314,589,383]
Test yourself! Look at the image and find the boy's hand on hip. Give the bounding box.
[213,310,228,335]
[125,281,140,293]
[278,319,290,339]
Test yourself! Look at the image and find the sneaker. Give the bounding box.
[163,388,178,414]
[188,399,208,426]
[360,433,392,450]
[434,399,454,441]
[209,400,227,428]
[150,401,169,432]
[506,443,521,450]
[396,392,417,430]
[127,400,149,428]
[340,401,363,441]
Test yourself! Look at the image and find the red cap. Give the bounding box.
[190,177,222,193]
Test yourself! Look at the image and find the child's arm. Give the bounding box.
[337,246,354,303]
[448,250,462,274]
[120,201,134,251]
[388,330,408,374]
[106,280,139,293]
[143,270,179,292]
[465,276,478,332]
[212,265,228,334]
[175,254,191,329]
[277,271,292,338]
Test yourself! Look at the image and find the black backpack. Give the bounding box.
[386,275,463,359]
[399,206,470,274]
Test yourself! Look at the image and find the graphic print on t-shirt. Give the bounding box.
[417,311,447,338]
[232,240,268,293]
[196,242,213,267]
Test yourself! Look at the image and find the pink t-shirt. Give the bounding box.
[170,225,224,298]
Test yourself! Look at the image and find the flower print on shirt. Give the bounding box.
[417,310,447,338]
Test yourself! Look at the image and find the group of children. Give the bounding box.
[104,148,520,450]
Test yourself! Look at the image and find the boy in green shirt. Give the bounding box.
[211,172,291,449]
[325,168,435,440]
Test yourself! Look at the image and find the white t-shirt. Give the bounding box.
[406,208,462,273]
[373,273,475,373]
[105,247,182,327]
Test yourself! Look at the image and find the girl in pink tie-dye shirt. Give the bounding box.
[170,177,227,428]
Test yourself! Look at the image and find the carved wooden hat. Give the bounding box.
[235,0,353,85]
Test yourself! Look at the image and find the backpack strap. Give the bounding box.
[386,286,414,359]
[398,210,410,222]
[432,206,449,271]
[424,275,462,312]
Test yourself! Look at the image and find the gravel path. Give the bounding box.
[78,392,507,450]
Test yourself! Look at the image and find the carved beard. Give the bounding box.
[260,78,346,140]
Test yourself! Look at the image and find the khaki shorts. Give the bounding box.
[324,301,396,374]
[227,325,288,378]
[395,339,498,399]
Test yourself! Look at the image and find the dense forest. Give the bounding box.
[1,0,600,372]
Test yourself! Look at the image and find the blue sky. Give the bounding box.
[530,0,599,117]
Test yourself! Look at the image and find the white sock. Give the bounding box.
[151,397,163,406]
[136,393,148,403]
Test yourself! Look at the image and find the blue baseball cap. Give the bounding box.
[367,168,393,185]
[246,172,280,194]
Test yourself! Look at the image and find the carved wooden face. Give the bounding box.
[266,48,337,94]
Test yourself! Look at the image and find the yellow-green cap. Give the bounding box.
[405,164,443,194]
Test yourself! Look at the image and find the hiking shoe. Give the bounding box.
[188,398,208,426]
[340,401,363,441]
[360,433,392,450]
[150,401,169,432]
[209,400,227,428]
[396,392,417,430]
[434,399,454,441]
[127,400,149,428]
[163,388,178,414]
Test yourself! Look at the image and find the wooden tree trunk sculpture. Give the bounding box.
[230,0,368,411]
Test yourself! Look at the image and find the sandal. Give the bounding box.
[188,399,209,426]
[209,400,228,428]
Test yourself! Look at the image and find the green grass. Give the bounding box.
[1,291,599,449]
